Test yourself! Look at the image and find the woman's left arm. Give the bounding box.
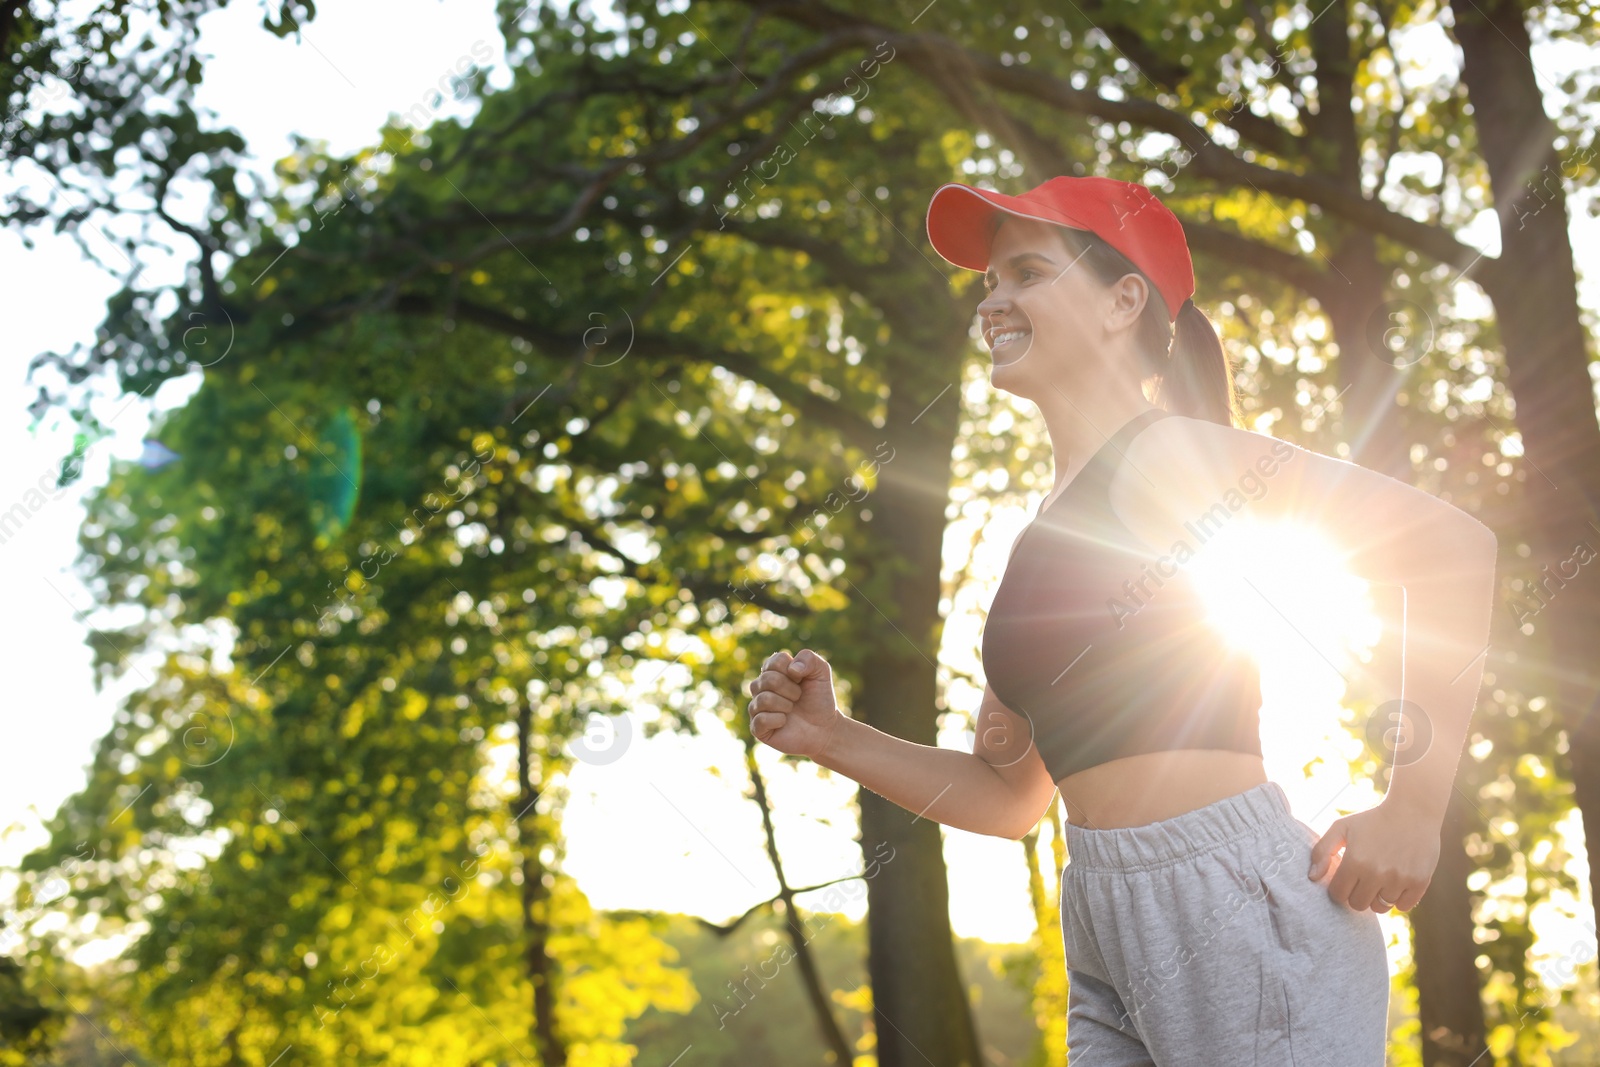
[1113,416,1498,912]
[1306,496,1495,914]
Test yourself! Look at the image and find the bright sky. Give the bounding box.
[2,1,1597,974]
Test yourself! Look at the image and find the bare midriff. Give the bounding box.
[1055,750,1269,830]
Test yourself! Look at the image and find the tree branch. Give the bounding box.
[725,0,1502,289]
[388,294,886,457]
[1181,217,1336,300]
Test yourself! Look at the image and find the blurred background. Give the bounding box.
[2,0,1599,1063]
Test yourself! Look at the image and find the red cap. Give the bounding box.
[925,176,1194,322]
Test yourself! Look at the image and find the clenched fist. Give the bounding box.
[746,648,842,759]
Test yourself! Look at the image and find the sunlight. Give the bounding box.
[1183,516,1392,817]
[1184,516,1381,689]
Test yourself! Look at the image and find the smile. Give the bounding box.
[990,329,1028,349]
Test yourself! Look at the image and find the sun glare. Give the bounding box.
[1184,517,1382,691]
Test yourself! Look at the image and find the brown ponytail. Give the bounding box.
[1154,297,1243,427]
[1051,227,1244,428]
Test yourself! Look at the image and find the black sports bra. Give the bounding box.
[981,408,1263,782]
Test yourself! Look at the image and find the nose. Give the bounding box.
[976,290,1010,328]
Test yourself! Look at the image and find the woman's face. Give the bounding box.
[974,215,1138,400]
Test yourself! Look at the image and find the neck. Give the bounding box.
[1036,387,1157,496]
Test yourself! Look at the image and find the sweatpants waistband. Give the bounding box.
[1063,781,1299,873]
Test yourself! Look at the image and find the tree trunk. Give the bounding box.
[850,316,986,1067]
[1304,8,1492,1055]
[1409,785,1490,1064]
[1324,226,1413,479]
[1319,234,1493,1067]
[518,697,566,1067]
[1451,0,1600,1004]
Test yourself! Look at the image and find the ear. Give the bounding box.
[1106,273,1150,330]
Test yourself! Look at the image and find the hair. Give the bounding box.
[988,214,1243,427]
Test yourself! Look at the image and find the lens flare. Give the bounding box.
[308,404,363,542]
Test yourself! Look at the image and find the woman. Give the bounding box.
[745,175,1497,1064]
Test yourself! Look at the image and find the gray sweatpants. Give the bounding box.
[1059,781,1390,1066]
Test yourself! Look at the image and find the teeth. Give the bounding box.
[991,329,1027,346]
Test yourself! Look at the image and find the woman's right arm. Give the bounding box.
[748,649,1058,840]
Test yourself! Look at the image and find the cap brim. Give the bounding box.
[925,183,1090,272]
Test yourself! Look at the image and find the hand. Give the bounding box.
[746,648,842,759]
[1307,799,1441,913]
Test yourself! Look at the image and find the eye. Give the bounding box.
[1020,267,1040,281]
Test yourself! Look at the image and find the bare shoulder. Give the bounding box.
[1121,413,1298,472]
[1113,413,1300,497]
[1108,412,1496,560]
[1107,414,1307,551]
